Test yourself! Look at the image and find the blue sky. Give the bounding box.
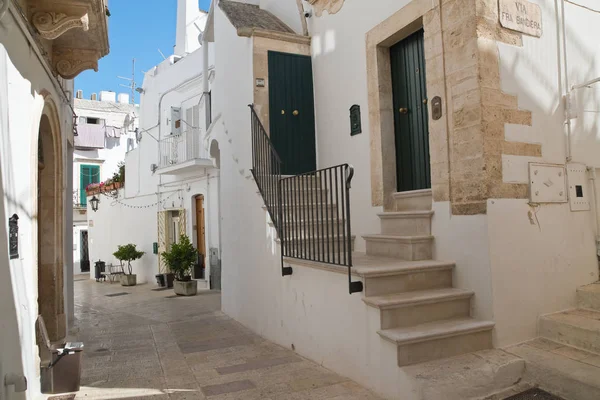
[75,0,211,103]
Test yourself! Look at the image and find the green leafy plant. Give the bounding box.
[161,235,198,281]
[113,244,144,275]
[112,162,125,184]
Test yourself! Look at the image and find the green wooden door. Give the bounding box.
[80,164,100,206]
[390,29,431,192]
[268,51,317,175]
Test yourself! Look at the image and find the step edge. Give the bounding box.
[377,320,495,346]
[356,262,456,277]
[377,211,434,219]
[362,234,434,243]
[540,309,600,332]
[392,189,433,199]
[363,289,474,309]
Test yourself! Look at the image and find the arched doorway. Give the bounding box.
[37,101,65,342]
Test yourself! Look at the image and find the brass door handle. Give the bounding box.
[399,108,408,114]
[293,110,299,116]
[281,110,285,115]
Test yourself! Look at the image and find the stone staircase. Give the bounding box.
[505,282,600,400]
[359,189,495,367]
[539,283,600,354]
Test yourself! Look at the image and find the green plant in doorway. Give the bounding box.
[113,244,144,275]
[161,234,198,282]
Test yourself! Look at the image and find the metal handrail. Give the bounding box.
[279,164,362,294]
[249,104,289,276]
[248,105,362,293]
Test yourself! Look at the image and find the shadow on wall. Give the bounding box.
[0,154,26,400]
[0,45,27,400]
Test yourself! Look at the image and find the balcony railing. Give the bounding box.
[159,128,205,169]
[73,190,86,208]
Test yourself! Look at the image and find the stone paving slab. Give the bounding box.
[56,279,382,400]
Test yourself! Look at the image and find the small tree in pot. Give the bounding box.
[161,235,198,296]
[113,244,144,286]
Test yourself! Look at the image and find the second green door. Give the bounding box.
[268,51,317,175]
[390,29,431,192]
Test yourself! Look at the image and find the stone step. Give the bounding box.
[391,189,432,212]
[506,339,600,400]
[362,234,433,261]
[262,203,340,221]
[278,235,356,258]
[268,218,345,232]
[258,188,329,198]
[378,210,433,236]
[577,283,600,311]
[539,309,600,355]
[352,254,454,297]
[378,318,494,367]
[363,288,473,329]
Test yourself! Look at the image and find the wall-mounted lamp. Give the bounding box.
[90,196,100,212]
[135,87,145,94]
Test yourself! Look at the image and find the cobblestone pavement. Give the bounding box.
[70,277,382,400]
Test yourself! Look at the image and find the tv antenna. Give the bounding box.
[117,58,136,104]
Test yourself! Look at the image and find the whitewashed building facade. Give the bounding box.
[72,91,138,275]
[0,0,108,397]
[85,0,221,289]
[198,0,600,399]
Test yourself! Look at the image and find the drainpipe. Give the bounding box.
[0,0,9,22]
[588,167,600,257]
[202,33,209,128]
[560,0,573,162]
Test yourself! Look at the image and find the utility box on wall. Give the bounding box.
[567,163,590,211]
[529,163,567,203]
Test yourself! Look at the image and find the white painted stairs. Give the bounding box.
[359,189,494,367]
[505,282,600,400]
[258,179,495,367]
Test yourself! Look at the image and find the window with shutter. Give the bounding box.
[80,164,100,206]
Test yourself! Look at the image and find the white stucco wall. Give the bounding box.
[86,37,220,286]
[212,3,256,315]
[216,0,600,377]
[0,8,75,398]
[489,0,600,346]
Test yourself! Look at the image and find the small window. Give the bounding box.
[87,117,100,125]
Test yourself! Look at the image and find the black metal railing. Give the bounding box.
[249,105,289,275]
[248,105,362,294]
[280,165,363,294]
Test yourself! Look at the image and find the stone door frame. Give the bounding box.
[366,0,447,211]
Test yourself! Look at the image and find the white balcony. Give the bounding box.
[157,129,214,175]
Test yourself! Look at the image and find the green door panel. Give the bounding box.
[390,29,431,192]
[268,51,317,175]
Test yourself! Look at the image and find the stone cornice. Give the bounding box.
[32,11,89,40]
[26,0,109,79]
[53,48,99,80]
[239,28,312,45]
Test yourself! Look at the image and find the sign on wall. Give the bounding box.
[499,0,542,38]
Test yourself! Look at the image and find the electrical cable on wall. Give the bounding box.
[565,0,600,14]
[102,190,179,209]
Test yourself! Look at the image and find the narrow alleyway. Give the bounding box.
[71,277,382,400]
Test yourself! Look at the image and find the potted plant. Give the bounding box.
[161,235,198,296]
[111,162,125,190]
[113,244,144,286]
